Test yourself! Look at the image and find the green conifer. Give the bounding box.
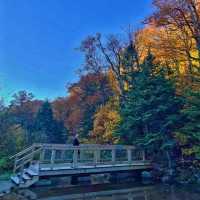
[117,53,184,169]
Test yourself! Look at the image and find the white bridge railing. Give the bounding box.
[11,143,148,173]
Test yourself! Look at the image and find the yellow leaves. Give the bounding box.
[175,132,188,144]
[108,69,120,95]
[91,98,120,144]
[136,21,200,91]
[190,50,200,68]
[136,25,187,65]
[183,148,197,156]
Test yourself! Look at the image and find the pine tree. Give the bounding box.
[34,101,67,143]
[179,90,200,161]
[117,53,184,169]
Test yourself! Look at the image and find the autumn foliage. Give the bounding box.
[1,0,200,177]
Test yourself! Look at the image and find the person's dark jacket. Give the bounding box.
[73,138,80,146]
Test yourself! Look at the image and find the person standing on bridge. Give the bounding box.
[71,134,80,184]
[73,134,80,146]
[73,134,80,160]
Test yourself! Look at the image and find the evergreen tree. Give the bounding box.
[34,101,67,143]
[117,54,184,169]
[179,90,200,161]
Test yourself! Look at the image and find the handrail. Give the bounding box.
[10,144,42,159]
[10,145,34,159]
[15,147,42,163]
[10,144,41,173]
[11,143,148,173]
[10,143,136,157]
[38,143,136,150]
[13,146,42,173]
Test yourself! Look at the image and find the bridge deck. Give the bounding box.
[39,161,151,176]
[10,143,152,187]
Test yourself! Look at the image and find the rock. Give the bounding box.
[0,181,13,196]
[18,190,37,200]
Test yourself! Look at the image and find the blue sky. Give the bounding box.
[0,0,153,103]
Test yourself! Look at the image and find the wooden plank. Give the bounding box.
[22,174,31,180]
[40,144,135,151]
[26,169,39,176]
[39,162,152,176]
[11,175,20,184]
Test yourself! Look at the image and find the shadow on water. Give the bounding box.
[1,174,200,200]
[7,182,200,200]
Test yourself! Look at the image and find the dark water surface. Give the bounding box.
[14,182,200,200]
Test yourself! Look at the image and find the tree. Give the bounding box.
[117,54,184,169]
[35,101,67,143]
[0,98,4,111]
[64,72,113,137]
[0,106,25,172]
[79,34,140,99]
[0,107,16,157]
[148,0,200,73]
[9,91,42,144]
[91,97,120,144]
[178,89,200,162]
[151,0,200,56]
[10,90,34,106]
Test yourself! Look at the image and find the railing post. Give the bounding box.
[80,150,84,162]
[19,162,24,183]
[142,150,146,161]
[127,192,134,200]
[94,149,100,166]
[40,149,45,163]
[30,146,34,165]
[127,149,132,163]
[112,148,116,164]
[61,150,65,161]
[73,148,78,168]
[51,150,56,169]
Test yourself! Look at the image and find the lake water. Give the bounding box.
[3,182,199,200]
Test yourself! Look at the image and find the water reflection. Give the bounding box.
[21,184,151,200]
[18,183,200,200]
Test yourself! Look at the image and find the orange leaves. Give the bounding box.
[52,72,113,136]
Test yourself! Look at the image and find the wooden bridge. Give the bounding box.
[10,143,152,188]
